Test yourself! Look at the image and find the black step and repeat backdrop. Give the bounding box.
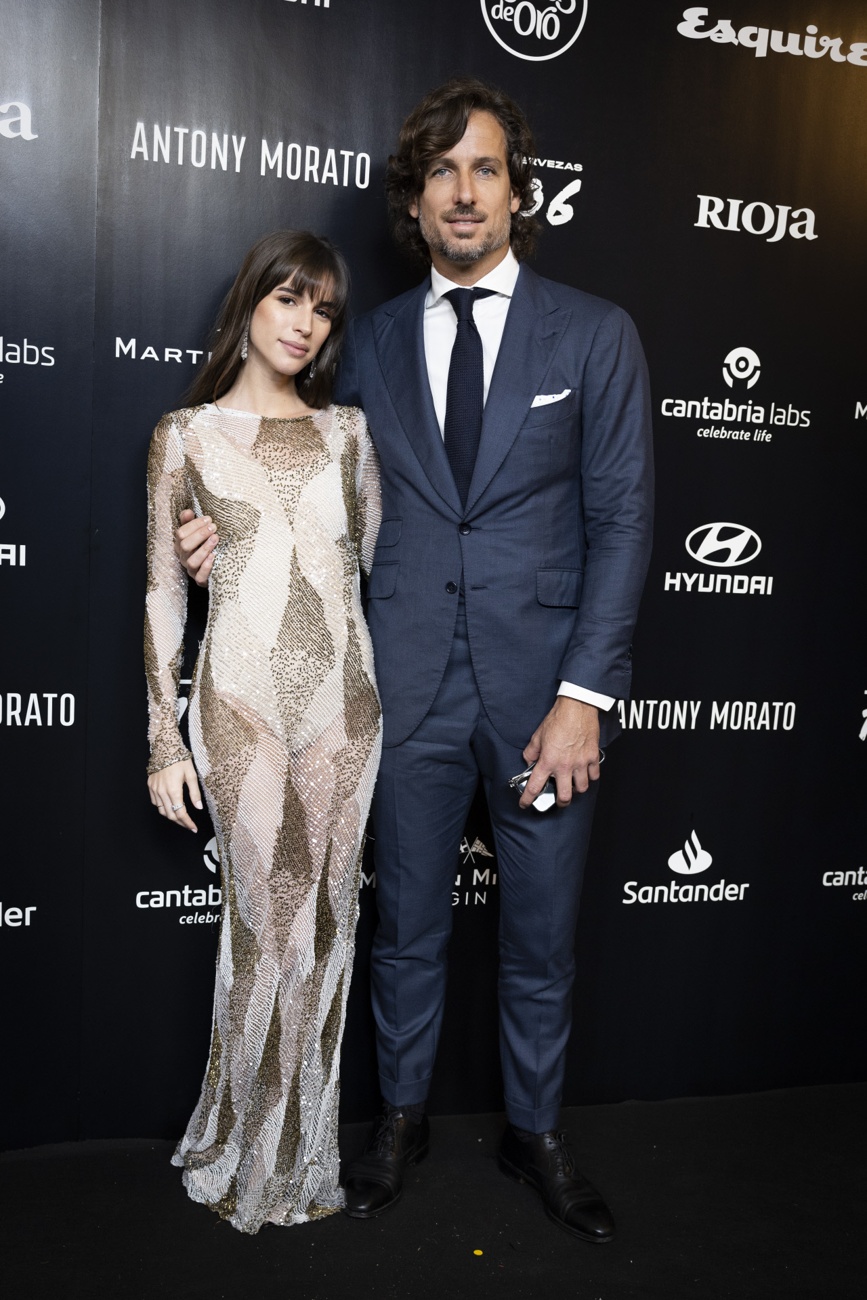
[1,0,865,1149]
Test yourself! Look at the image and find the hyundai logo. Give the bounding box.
[686,523,762,568]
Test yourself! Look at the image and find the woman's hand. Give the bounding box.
[147,759,203,832]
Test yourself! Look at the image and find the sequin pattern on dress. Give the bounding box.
[145,403,382,1232]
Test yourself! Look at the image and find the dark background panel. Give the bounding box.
[0,0,864,1148]
[0,0,100,1147]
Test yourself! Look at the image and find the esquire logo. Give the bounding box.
[623,830,750,906]
[677,8,867,67]
[665,522,773,596]
[0,101,37,140]
[660,346,811,446]
[481,0,588,61]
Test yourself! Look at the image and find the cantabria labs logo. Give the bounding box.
[722,347,760,389]
[660,345,810,445]
[822,866,867,902]
[481,0,588,61]
[135,821,222,925]
[623,830,750,905]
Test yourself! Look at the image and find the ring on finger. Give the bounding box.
[170,802,183,812]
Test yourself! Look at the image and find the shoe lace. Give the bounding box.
[548,1130,576,1178]
[369,1108,402,1156]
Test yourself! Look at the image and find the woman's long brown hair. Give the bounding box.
[185,229,350,410]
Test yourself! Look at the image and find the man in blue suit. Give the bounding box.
[335,79,653,1241]
[177,79,652,1242]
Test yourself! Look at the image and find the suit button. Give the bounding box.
[459,523,471,535]
[445,581,458,594]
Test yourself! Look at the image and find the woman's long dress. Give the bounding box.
[145,403,382,1232]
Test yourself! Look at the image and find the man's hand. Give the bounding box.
[520,697,602,809]
[174,508,218,587]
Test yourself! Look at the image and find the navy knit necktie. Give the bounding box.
[443,287,495,506]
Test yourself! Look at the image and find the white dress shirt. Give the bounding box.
[423,248,614,714]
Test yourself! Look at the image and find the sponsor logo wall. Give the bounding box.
[1,0,864,1149]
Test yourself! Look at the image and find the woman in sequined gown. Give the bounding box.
[145,232,382,1232]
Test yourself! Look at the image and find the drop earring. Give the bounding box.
[240,328,249,362]
[308,359,317,380]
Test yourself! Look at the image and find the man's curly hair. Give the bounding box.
[386,77,540,265]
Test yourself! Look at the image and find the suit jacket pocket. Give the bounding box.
[367,562,398,598]
[375,517,402,548]
[537,567,584,607]
[522,391,580,429]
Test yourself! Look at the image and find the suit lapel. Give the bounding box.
[466,265,571,513]
[373,281,463,516]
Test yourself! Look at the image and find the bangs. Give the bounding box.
[248,231,350,320]
[276,253,348,318]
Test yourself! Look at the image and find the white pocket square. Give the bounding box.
[531,389,572,408]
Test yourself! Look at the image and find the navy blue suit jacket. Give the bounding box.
[335,262,654,750]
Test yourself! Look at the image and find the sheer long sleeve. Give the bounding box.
[353,410,382,577]
[144,412,193,774]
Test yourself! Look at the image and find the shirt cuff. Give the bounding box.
[557,681,616,711]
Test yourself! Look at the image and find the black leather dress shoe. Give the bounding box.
[343,1107,430,1218]
[498,1126,615,1243]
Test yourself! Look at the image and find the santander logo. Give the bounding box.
[668,830,713,875]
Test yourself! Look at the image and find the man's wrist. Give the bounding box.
[557,681,615,710]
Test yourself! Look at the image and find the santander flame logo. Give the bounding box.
[668,830,713,875]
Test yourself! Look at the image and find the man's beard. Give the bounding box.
[419,205,513,265]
